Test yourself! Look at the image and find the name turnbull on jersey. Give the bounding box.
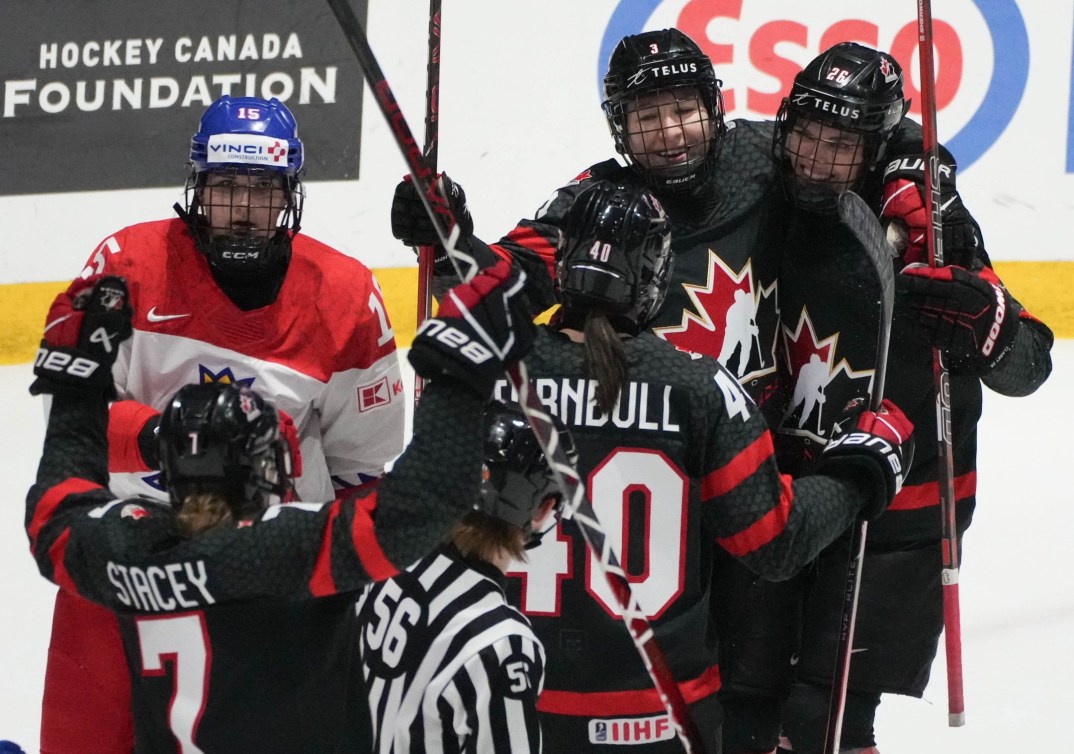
[493,377,681,431]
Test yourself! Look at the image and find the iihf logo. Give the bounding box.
[594,722,607,742]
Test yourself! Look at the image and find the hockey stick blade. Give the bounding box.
[837,190,895,411]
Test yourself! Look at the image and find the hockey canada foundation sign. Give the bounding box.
[0,0,369,195]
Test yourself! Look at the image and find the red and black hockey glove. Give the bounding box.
[391,172,474,276]
[880,155,982,267]
[896,264,1018,374]
[31,275,132,398]
[409,259,535,396]
[815,398,915,521]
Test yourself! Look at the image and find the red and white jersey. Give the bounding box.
[80,217,405,502]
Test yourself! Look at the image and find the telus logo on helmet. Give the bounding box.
[601,0,1029,171]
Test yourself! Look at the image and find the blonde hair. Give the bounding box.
[450,510,528,563]
[176,493,233,536]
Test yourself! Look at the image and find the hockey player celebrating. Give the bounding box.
[390,28,797,752]
[767,43,1055,754]
[355,402,574,753]
[491,180,912,752]
[45,94,406,753]
[25,262,533,753]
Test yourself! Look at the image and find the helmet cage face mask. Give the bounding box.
[773,42,908,213]
[556,182,674,333]
[184,95,305,274]
[158,383,293,520]
[602,29,727,192]
[477,402,577,547]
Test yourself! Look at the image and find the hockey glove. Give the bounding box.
[880,156,982,267]
[896,264,1018,375]
[31,275,132,398]
[409,259,535,396]
[815,398,915,521]
[391,172,474,276]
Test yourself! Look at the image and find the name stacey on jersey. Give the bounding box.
[107,559,215,612]
[493,377,682,431]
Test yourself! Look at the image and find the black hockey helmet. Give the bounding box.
[773,42,910,212]
[556,181,673,334]
[181,95,305,276]
[478,401,576,543]
[602,28,727,192]
[158,383,294,519]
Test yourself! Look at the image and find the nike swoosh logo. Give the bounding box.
[147,307,191,323]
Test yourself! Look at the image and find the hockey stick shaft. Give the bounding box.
[823,191,897,754]
[323,3,703,750]
[917,0,966,727]
[413,0,441,405]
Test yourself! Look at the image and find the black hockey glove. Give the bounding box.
[896,264,1018,375]
[815,398,915,521]
[880,155,983,268]
[391,172,474,276]
[409,259,535,396]
[30,275,132,398]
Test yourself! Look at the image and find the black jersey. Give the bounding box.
[775,119,1054,542]
[487,120,788,427]
[356,544,544,753]
[494,327,878,750]
[26,380,487,753]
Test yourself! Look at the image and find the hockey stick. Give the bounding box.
[413,0,441,405]
[323,2,705,750]
[822,190,896,754]
[917,0,966,727]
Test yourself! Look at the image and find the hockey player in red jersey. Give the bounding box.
[355,402,574,753]
[26,262,534,752]
[765,44,1054,754]
[486,181,913,752]
[40,94,407,753]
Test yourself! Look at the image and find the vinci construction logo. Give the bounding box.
[599,0,1029,172]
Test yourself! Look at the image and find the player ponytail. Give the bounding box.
[583,310,628,414]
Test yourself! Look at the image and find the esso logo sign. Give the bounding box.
[601,0,1029,171]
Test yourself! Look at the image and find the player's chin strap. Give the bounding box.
[325,2,706,751]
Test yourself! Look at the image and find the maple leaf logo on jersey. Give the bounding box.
[779,307,874,442]
[652,252,778,384]
[198,366,255,387]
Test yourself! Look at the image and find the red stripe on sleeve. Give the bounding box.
[350,491,400,583]
[29,478,104,554]
[702,433,775,499]
[538,664,721,716]
[716,474,795,557]
[308,503,343,597]
[889,472,977,511]
[497,225,558,278]
[48,528,78,594]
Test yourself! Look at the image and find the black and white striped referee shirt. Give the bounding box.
[356,543,545,753]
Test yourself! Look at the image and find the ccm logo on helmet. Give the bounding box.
[982,283,1006,356]
[416,319,494,364]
